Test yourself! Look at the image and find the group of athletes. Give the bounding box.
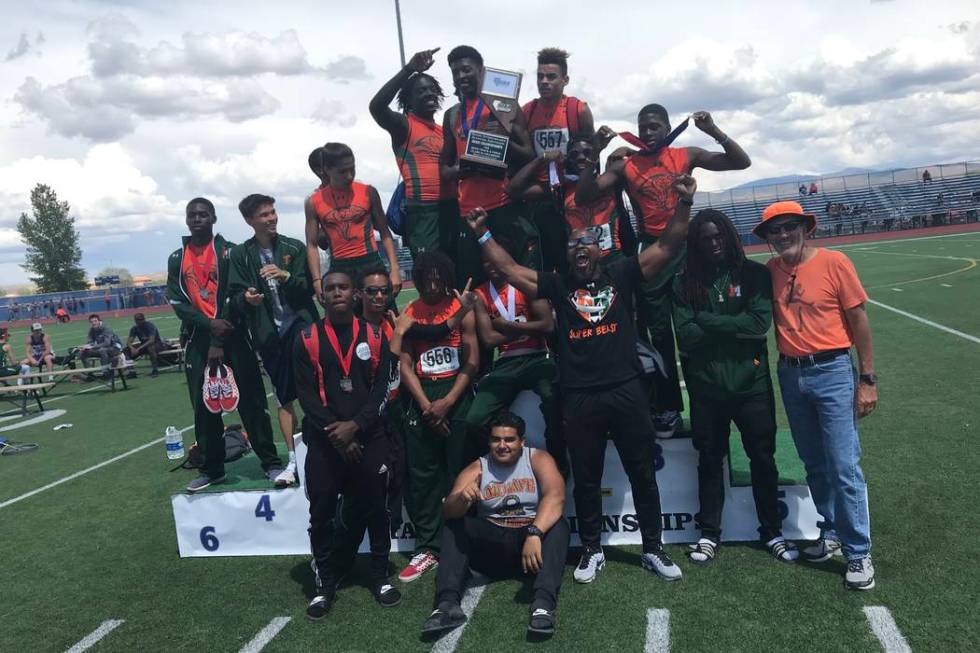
[167,44,880,637]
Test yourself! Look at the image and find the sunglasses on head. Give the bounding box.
[362,285,391,296]
[766,220,804,235]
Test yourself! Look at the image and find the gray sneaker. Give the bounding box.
[187,475,226,493]
[801,538,842,562]
[641,549,683,581]
[845,557,875,590]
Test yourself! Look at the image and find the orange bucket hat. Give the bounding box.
[753,201,816,238]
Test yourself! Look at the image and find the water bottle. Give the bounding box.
[165,426,184,460]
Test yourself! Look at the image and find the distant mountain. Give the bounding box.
[732,166,890,189]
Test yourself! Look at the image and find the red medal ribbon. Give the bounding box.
[323,319,360,381]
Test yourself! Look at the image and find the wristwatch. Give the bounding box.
[859,373,878,386]
[526,525,544,538]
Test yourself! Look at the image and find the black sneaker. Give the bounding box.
[421,602,466,637]
[527,604,556,636]
[654,411,682,439]
[373,581,402,607]
[306,588,336,621]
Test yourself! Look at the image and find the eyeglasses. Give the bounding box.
[766,221,804,235]
[363,286,391,296]
[568,234,599,248]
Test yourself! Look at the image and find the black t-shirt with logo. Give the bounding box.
[537,256,644,390]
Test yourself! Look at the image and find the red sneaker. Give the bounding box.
[202,367,222,414]
[218,364,240,413]
[398,551,439,583]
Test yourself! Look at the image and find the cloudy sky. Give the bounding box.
[1,0,978,284]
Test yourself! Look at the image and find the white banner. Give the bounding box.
[172,391,820,557]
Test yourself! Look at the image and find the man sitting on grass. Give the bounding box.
[126,313,164,377]
[422,411,568,639]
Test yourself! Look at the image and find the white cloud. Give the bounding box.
[311,99,356,127]
[89,28,314,77]
[15,75,279,140]
[324,55,370,82]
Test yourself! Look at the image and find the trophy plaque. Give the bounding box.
[459,66,523,177]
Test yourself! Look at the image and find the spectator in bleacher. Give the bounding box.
[798,184,807,197]
[22,322,56,381]
[126,313,163,377]
[754,201,878,591]
[55,306,69,323]
[921,169,932,183]
[809,182,818,195]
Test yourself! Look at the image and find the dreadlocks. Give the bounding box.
[681,209,746,311]
[397,73,445,112]
[411,251,456,296]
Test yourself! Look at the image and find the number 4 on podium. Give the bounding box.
[255,494,276,522]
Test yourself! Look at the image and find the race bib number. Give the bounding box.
[597,222,613,251]
[420,346,460,375]
[533,128,569,156]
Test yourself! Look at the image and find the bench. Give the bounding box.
[157,346,186,372]
[0,382,55,415]
[0,369,83,395]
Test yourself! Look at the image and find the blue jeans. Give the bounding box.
[777,353,871,560]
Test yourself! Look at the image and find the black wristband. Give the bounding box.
[526,525,544,538]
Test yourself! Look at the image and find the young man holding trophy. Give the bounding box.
[440,45,539,288]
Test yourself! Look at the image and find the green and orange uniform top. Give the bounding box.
[310,182,378,260]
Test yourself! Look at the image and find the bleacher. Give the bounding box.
[692,160,980,244]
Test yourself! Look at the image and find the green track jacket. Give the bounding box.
[227,234,318,352]
[671,259,774,399]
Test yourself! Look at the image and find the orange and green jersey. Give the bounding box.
[562,180,621,257]
[454,97,509,214]
[310,181,378,260]
[474,281,548,358]
[406,296,463,381]
[397,114,444,203]
[181,239,218,318]
[623,146,690,237]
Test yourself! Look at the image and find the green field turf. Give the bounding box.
[1,231,978,652]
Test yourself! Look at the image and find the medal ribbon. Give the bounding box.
[461,97,486,138]
[324,319,360,381]
[489,283,516,322]
[618,117,690,156]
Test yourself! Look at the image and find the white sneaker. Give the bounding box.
[801,537,842,562]
[641,549,683,581]
[573,547,605,583]
[274,464,296,488]
[845,557,875,590]
[766,536,799,563]
[654,411,681,439]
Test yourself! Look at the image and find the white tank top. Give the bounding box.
[477,447,539,527]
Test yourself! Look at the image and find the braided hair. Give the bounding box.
[681,209,745,311]
[397,73,445,113]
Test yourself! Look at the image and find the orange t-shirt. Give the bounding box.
[562,180,620,257]
[182,240,218,318]
[623,146,690,237]
[523,95,586,182]
[405,297,464,380]
[310,182,378,260]
[398,114,445,203]
[768,248,869,357]
[454,97,509,213]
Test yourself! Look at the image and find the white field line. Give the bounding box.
[238,617,291,653]
[644,608,671,653]
[430,582,488,653]
[868,299,980,345]
[863,606,912,653]
[0,390,275,510]
[0,426,190,510]
[65,619,125,653]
